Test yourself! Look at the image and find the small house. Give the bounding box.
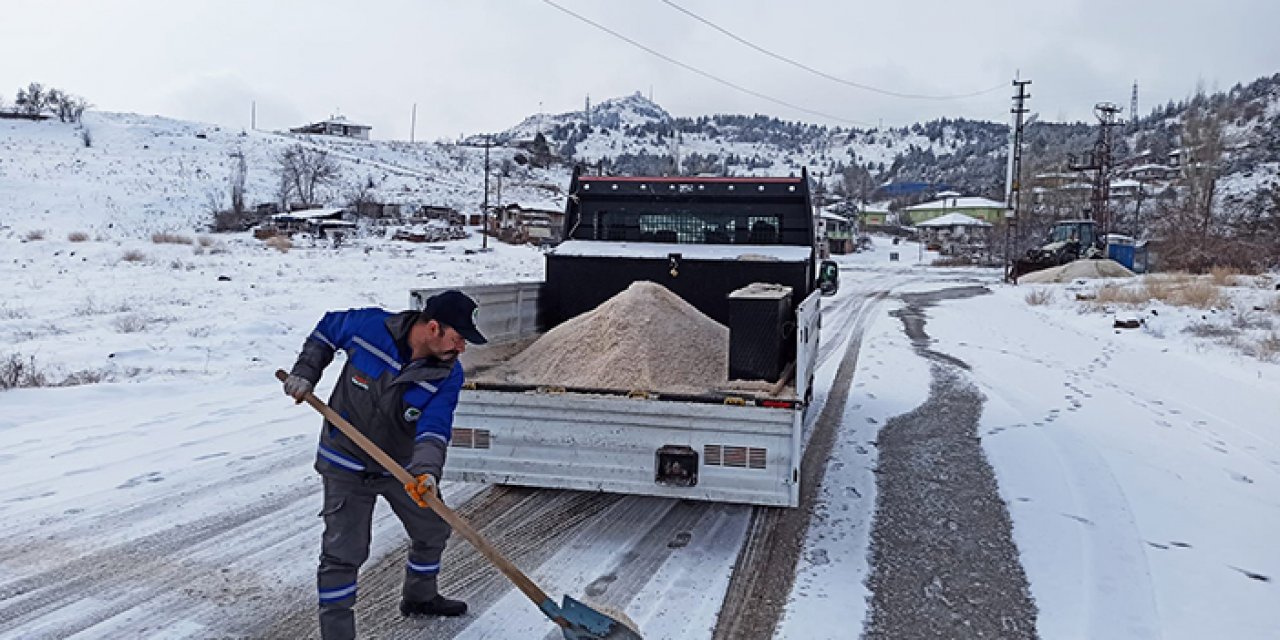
[858,203,893,227]
[914,212,993,256]
[903,195,1008,225]
[268,207,349,233]
[290,116,372,140]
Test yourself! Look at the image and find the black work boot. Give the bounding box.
[399,594,468,617]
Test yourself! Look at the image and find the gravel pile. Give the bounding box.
[1020,258,1135,283]
[483,281,728,392]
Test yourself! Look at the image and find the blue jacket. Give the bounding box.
[290,308,460,479]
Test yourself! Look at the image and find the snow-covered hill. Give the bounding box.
[499,77,1280,205]
[0,112,569,238]
[3,73,1276,242]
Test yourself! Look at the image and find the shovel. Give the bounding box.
[275,370,642,640]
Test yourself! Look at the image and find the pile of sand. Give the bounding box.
[481,282,732,391]
[483,281,729,392]
[1020,259,1136,284]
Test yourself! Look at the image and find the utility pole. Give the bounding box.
[1005,77,1031,282]
[482,133,491,251]
[460,135,498,250]
[815,171,828,259]
[251,101,256,131]
[1070,102,1123,239]
[410,103,417,143]
[1130,81,1139,130]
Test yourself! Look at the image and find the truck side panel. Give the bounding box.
[447,391,800,507]
[411,281,545,343]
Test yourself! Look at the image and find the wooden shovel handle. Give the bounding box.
[274,369,562,620]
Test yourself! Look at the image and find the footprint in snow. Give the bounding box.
[667,531,692,549]
[1228,472,1254,484]
[5,491,57,503]
[194,452,229,461]
[1170,541,1193,548]
[866,417,879,424]
[584,573,617,597]
[1229,567,1271,582]
[806,548,831,566]
[117,471,164,489]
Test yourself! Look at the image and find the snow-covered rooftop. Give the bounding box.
[914,212,993,227]
[271,207,346,220]
[905,196,1007,211]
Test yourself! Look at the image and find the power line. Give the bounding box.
[540,0,874,127]
[658,0,1006,101]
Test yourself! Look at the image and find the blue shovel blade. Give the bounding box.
[558,595,643,640]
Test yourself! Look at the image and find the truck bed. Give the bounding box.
[414,281,819,507]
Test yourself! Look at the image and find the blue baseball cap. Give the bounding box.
[421,290,487,344]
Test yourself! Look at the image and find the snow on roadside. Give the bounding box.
[777,297,931,639]
[931,282,1280,639]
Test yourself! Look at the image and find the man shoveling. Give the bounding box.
[282,290,486,640]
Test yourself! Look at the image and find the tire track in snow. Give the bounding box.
[713,290,883,640]
[0,480,317,638]
[863,287,1039,639]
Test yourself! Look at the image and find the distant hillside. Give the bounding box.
[504,75,1280,210]
[0,113,568,237]
[3,73,1276,245]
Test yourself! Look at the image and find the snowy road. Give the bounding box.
[2,237,1276,639]
[0,270,888,640]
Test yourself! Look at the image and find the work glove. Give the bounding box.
[404,473,438,509]
[282,374,314,403]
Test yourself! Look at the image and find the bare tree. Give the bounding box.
[1179,98,1225,233]
[15,82,49,116]
[276,144,341,208]
[230,149,247,215]
[840,164,876,205]
[46,89,65,120]
[54,93,91,123]
[70,96,90,122]
[1149,94,1232,271]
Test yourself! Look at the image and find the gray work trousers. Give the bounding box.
[316,472,451,640]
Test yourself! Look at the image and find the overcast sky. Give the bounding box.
[2,0,1277,141]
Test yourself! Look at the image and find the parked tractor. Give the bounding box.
[1011,220,1104,279]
